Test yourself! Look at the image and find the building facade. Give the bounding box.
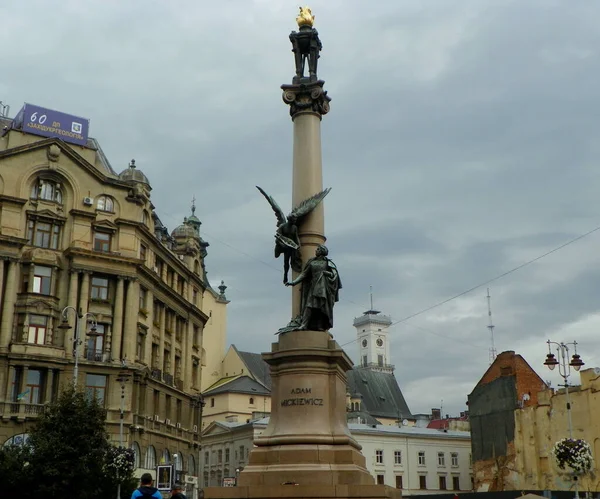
[0,107,228,496]
[200,418,473,494]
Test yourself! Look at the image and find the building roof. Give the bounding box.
[203,376,270,397]
[235,347,272,390]
[427,417,468,430]
[346,411,381,426]
[348,422,470,440]
[347,367,412,420]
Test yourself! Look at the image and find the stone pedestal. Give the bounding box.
[204,330,401,499]
[238,330,372,487]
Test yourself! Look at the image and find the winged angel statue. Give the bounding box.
[256,186,331,284]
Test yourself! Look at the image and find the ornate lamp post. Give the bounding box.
[544,340,585,498]
[58,306,97,387]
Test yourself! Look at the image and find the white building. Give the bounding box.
[201,418,472,495]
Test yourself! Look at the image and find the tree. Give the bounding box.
[0,386,137,498]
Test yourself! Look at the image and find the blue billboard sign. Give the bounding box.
[17,103,89,146]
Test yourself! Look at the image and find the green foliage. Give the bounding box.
[0,385,137,499]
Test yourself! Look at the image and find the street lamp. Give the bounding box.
[58,306,97,387]
[115,370,131,499]
[544,340,585,499]
[191,393,206,491]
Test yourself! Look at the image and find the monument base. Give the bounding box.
[203,484,401,499]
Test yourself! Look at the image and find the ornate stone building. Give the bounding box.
[0,108,228,494]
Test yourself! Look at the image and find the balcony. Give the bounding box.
[84,348,104,362]
[150,368,162,381]
[0,402,46,418]
[163,373,174,386]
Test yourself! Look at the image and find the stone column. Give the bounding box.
[111,277,125,361]
[44,369,54,403]
[282,81,330,316]
[158,304,166,372]
[76,272,91,360]
[0,260,19,351]
[5,365,16,400]
[184,320,194,391]
[68,271,79,310]
[144,289,154,365]
[123,278,140,362]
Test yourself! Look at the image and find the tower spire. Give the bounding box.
[487,288,497,364]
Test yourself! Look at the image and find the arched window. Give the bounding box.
[188,454,196,476]
[249,397,254,405]
[31,179,62,204]
[146,445,156,469]
[97,195,114,212]
[174,452,183,471]
[162,448,170,464]
[142,211,149,226]
[131,441,141,468]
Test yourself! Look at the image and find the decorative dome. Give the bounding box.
[171,216,198,239]
[118,159,150,185]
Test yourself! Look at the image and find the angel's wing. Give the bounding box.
[256,186,286,226]
[290,187,331,222]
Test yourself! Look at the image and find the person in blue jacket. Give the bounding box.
[131,473,162,499]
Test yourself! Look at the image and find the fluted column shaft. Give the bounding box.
[123,278,140,362]
[0,260,19,350]
[112,277,125,361]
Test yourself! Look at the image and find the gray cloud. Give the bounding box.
[3,0,600,415]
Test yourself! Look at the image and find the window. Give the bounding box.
[153,301,161,325]
[140,244,147,263]
[225,448,230,463]
[139,287,147,310]
[188,455,196,475]
[394,450,402,465]
[395,475,403,489]
[249,397,254,405]
[31,265,53,295]
[362,355,367,366]
[439,476,447,490]
[376,475,384,485]
[86,324,104,361]
[146,446,156,469]
[194,260,200,275]
[211,398,215,408]
[31,179,62,203]
[85,374,107,405]
[155,257,164,275]
[204,451,209,465]
[24,369,44,404]
[136,329,146,361]
[418,451,426,466]
[453,476,460,490]
[165,395,172,420]
[91,277,109,300]
[218,450,223,464]
[192,288,198,305]
[451,452,459,467]
[438,452,445,467]
[177,276,184,295]
[28,314,47,345]
[469,453,472,468]
[96,195,114,212]
[193,325,200,346]
[162,449,170,465]
[377,354,384,366]
[153,390,160,413]
[376,449,383,464]
[239,445,245,462]
[27,219,61,249]
[93,231,111,252]
[142,210,149,226]
[419,475,427,489]
[131,442,141,468]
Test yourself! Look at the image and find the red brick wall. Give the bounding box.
[476,351,546,407]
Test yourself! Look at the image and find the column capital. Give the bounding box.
[281,80,331,119]
[124,276,138,283]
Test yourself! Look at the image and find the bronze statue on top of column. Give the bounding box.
[290,7,322,84]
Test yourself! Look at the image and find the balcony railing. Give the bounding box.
[0,402,46,417]
[84,348,104,362]
[150,368,162,381]
[163,373,174,386]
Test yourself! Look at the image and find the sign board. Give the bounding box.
[15,103,89,146]
[223,477,236,487]
[156,465,173,491]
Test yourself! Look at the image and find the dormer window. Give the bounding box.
[31,179,62,204]
[96,195,114,212]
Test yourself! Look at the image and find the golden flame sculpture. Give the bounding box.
[296,6,315,27]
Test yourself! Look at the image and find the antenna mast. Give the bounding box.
[370,285,374,311]
[486,288,497,363]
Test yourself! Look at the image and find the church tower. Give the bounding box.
[353,298,393,374]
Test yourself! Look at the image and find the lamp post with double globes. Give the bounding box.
[58,306,98,387]
[543,339,585,499]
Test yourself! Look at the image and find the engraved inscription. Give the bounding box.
[281,387,322,407]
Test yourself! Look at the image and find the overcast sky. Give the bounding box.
[3,0,600,416]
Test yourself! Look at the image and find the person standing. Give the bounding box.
[170,483,187,499]
[131,473,162,499]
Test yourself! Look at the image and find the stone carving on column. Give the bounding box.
[281,81,331,118]
[256,186,331,284]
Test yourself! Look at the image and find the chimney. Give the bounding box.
[431,408,442,420]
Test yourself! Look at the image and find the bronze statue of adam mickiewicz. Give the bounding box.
[285,244,341,331]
